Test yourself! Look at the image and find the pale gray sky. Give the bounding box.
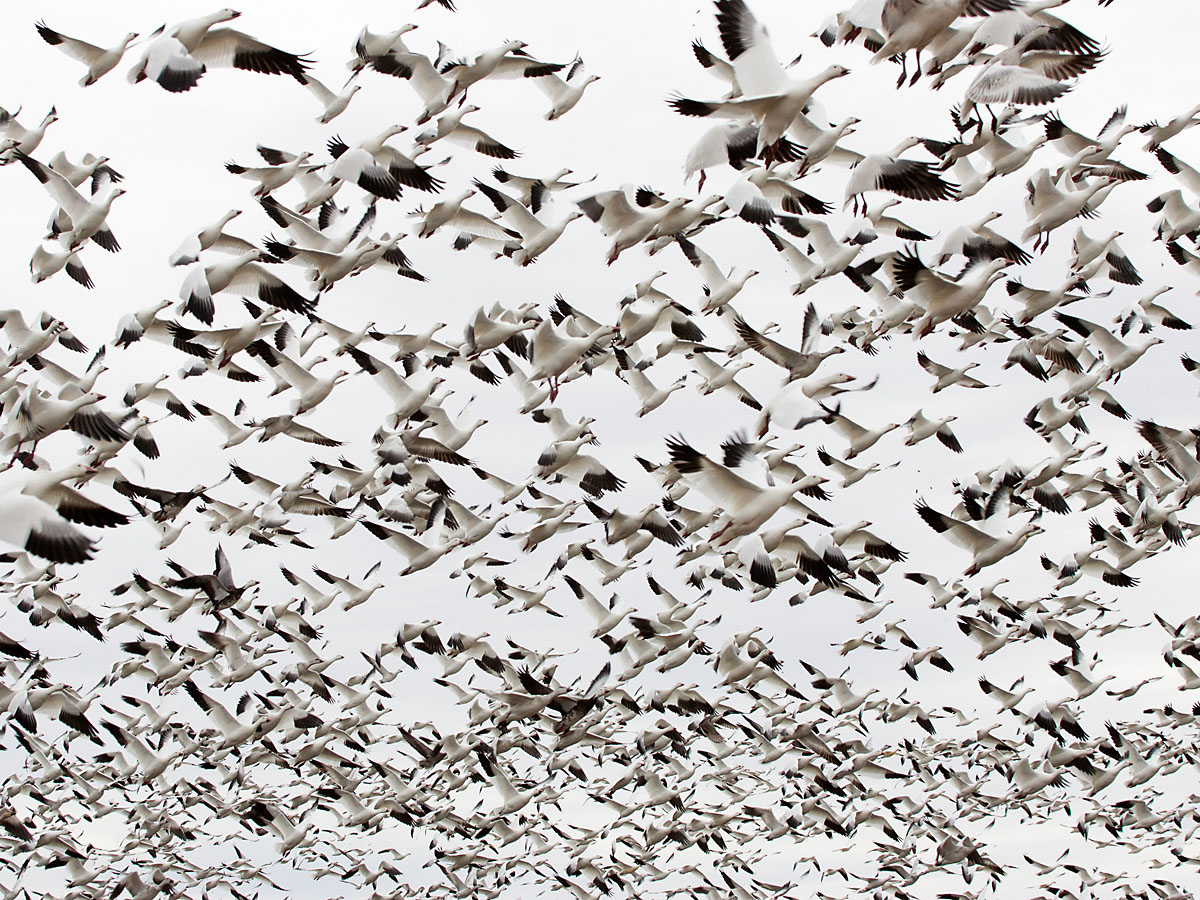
[2,3,1200,899]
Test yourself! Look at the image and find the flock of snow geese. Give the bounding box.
[5,0,1200,898]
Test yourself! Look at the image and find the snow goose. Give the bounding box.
[1053,311,1161,375]
[128,10,312,92]
[264,237,383,293]
[1024,395,1089,438]
[641,192,727,249]
[576,187,686,264]
[816,0,886,51]
[732,304,844,382]
[47,150,118,192]
[980,130,1048,179]
[182,682,258,753]
[715,165,776,224]
[706,1,847,150]
[29,240,91,288]
[463,306,538,359]
[666,435,816,544]
[1115,287,1190,335]
[0,464,128,562]
[491,166,584,213]
[669,63,849,159]
[843,137,958,214]
[960,27,1075,130]
[917,351,988,392]
[1069,229,1139,285]
[723,433,830,500]
[261,351,350,415]
[755,224,822,295]
[442,39,564,100]
[0,308,86,364]
[916,499,1042,575]
[534,56,600,120]
[328,129,443,194]
[529,318,616,400]
[298,74,360,123]
[168,209,253,266]
[34,21,139,87]
[777,216,860,292]
[224,150,320,197]
[1140,102,1200,150]
[4,380,128,458]
[246,413,342,447]
[674,236,757,314]
[348,23,417,74]
[180,250,315,324]
[964,1,1100,57]
[960,23,1075,96]
[259,198,367,271]
[873,0,1024,87]
[826,410,900,459]
[934,211,1031,266]
[472,179,583,266]
[1137,421,1200,503]
[792,116,861,177]
[415,187,517,243]
[415,105,518,159]
[360,517,463,576]
[128,33,204,92]
[310,564,383,611]
[690,38,742,98]
[847,198,932,246]
[615,357,686,418]
[682,122,763,189]
[614,283,682,349]
[14,151,124,252]
[1147,189,1200,243]
[905,410,963,452]
[386,46,456,123]
[1042,108,1143,177]
[889,247,1009,337]
[1003,278,1089,326]
[0,106,57,161]
[1085,519,1161,575]
[344,347,443,422]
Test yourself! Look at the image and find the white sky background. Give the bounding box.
[2,1,1200,898]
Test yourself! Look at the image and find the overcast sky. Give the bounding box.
[3,2,1200,898]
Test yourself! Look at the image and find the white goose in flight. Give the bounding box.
[472,179,583,267]
[916,498,1042,575]
[128,9,312,93]
[179,251,315,324]
[168,209,251,267]
[666,435,815,545]
[14,151,125,253]
[872,0,1024,87]
[0,479,95,563]
[35,21,140,86]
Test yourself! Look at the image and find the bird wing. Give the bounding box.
[965,66,1069,106]
[35,22,106,64]
[915,500,994,554]
[1138,420,1200,483]
[14,152,89,218]
[666,435,764,512]
[733,313,800,371]
[715,0,788,96]
[189,28,310,81]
